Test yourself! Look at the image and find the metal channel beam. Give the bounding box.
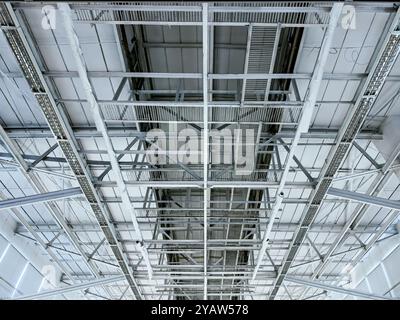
[94,181,315,189]
[15,276,125,300]
[327,187,400,211]
[277,137,314,183]
[285,276,391,300]
[12,2,396,14]
[27,143,58,170]
[0,94,114,296]
[0,190,77,288]
[0,122,106,297]
[268,7,400,299]
[3,126,383,140]
[0,187,82,211]
[202,2,209,300]
[9,70,400,82]
[312,123,400,278]
[252,3,343,281]
[0,3,143,299]
[58,3,153,280]
[352,141,381,169]
[17,222,393,235]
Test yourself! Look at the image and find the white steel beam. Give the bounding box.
[94,181,315,189]
[270,7,400,299]
[15,276,125,300]
[58,3,153,280]
[285,276,391,300]
[0,187,82,211]
[0,2,143,299]
[0,108,114,298]
[11,70,400,81]
[327,187,400,211]
[0,190,77,287]
[314,118,400,278]
[4,127,384,141]
[13,2,396,14]
[202,2,209,300]
[251,3,344,281]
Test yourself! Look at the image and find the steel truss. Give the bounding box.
[0,1,399,300]
[0,2,143,299]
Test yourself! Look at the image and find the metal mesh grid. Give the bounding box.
[244,27,276,101]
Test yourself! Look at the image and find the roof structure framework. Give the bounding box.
[0,1,400,300]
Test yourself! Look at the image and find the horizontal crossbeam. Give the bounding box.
[0,187,82,211]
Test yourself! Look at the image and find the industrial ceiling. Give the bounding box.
[0,1,400,300]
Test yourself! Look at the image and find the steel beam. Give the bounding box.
[327,187,400,211]
[352,141,381,169]
[0,88,113,296]
[17,222,392,235]
[12,2,396,14]
[268,7,400,299]
[277,137,314,183]
[314,118,400,278]
[15,276,125,300]
[0,190,77,288]
[97,138,138,181]
[3,126,383,140]
[252,3,343,281]
[9,70,400,81]
[27,143,58,170]
[0,3,143,299]
[285,276,391,300]
[202,2,209,300]
[94,180,314,189]
[59,3,153,280]
[0,187,82,211]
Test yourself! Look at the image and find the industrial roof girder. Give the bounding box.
[0,1,396,300]
[0,187,82,211]
[3,126,383,140]
[0,165,385,178]
[285,276,391,300]
[0,193,355,208]
[17,222,394,235]
[15,276,125,300]
[12,2,396,14]
[0,191,78,287]
[268,7,400,300]
[327,187,400,211]
[9,70,400,81]
[16,238,383,251]
[58,3,153,280]
[311,140,400,278]
[27,143,59,170]
[93,180,315,189]
[252,3,344,280]
[0,2,143,299]
[69,4,328,13]
[202,3,209,300]
[0,99,115,298]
